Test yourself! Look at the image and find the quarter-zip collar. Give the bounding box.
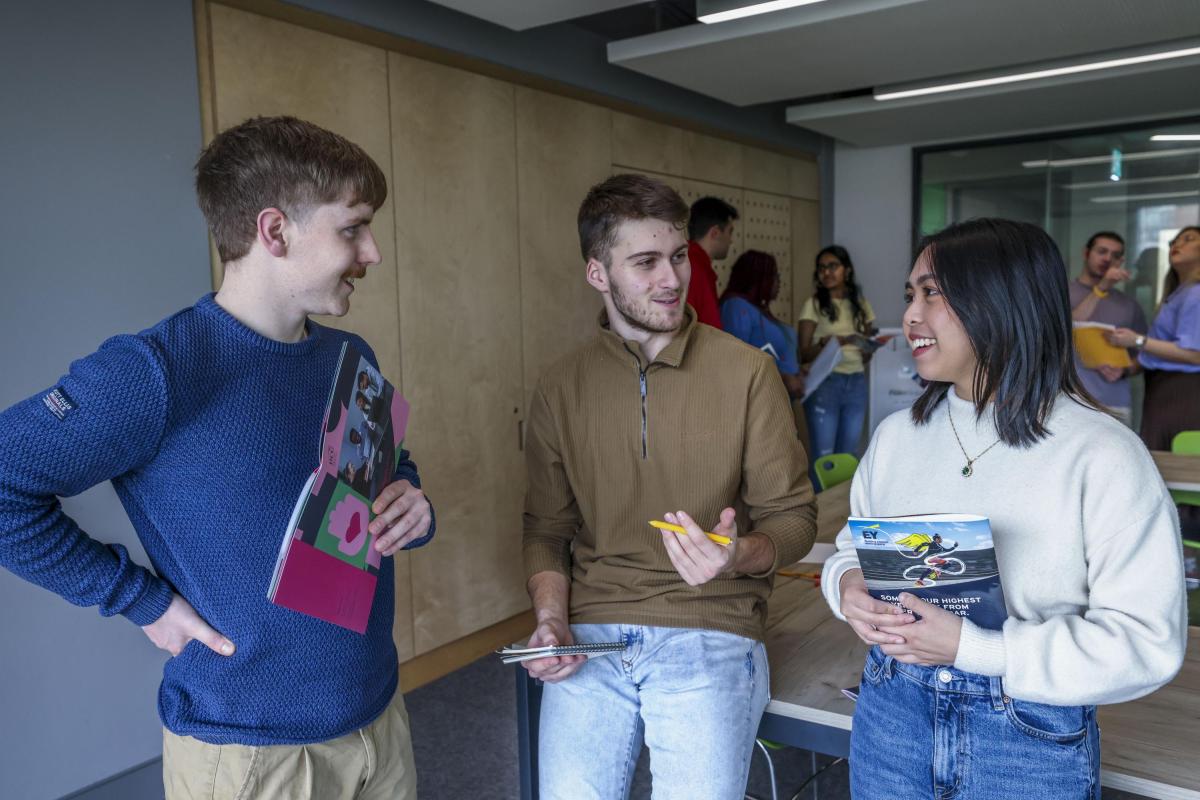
[596,305,699,370]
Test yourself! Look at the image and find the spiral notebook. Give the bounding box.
[496,641,627,665]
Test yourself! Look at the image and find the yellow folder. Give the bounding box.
[1073,323,1133,369]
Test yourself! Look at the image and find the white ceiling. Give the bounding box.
[608,0,1200,105]
[425,0,645,31]
[427,0,1200,146]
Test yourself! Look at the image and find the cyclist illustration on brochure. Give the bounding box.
[893,532,965,586]
[849,514,1008,630]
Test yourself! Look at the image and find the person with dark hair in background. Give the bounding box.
[1108,225,1200,451]
[0,116,434,799]
[719,250,812,455]
[821,218,1185,800]
[1068,231,1146,425]
[798,245,876,462]
[522,174,815,799]
[685,195,739,329]
[720,250,803,397]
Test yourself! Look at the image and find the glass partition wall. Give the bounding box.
[916,117,1200,430]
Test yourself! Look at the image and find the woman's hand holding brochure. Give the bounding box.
[839,569,914,647]
[876,592,962,666]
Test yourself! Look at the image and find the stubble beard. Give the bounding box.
[610,280,680,334]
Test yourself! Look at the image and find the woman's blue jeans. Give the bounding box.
[849,646,1100,799]
[803,371,867,471]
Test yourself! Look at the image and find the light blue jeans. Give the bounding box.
[850,646,1100,799]
[538,624,770,800]
[803,370,868,462]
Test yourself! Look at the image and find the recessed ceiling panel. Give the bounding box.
[609,0,1200,106]
[427,0,647,31]
[786,62,1200,147]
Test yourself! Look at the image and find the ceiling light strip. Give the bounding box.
[875,45,1200,101]
[1065,172,1200,190]
[1151,134,1200,141]
[698,0,830,24]
[1022,147,1200,169]
[1090,190,1200,204]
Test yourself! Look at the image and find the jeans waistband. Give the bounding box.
[867,646,1007,709]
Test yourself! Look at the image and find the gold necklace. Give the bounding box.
[946,401,1002,478]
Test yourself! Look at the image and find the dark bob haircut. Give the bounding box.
[910,218,1100,447]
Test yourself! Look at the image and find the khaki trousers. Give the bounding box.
[162,689,416,800]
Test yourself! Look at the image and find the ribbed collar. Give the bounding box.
[596,305,699,369]
[195,293,323,356]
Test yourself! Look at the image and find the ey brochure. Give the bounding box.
[848,514,1007,630]
[268,341,409,634]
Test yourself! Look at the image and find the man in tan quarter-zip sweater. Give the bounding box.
[522,174,817,800]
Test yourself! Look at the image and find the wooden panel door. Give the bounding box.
[742,146,792,197]
[516,88,611,407]
[611,112,683,177]
[206,4,416,661]
[743,191,795,323]
[789,157,820,202]
[388,52,528,654]
[791,199,821,321]
[680,131,744,188]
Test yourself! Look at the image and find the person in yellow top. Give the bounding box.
[798,245,877,466]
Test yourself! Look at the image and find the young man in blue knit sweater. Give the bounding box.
[0,117,434,798]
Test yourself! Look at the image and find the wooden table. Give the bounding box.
[760,481,1200,800]
[1153,450,1200,493]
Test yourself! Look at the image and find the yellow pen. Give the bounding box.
[649,520,732,546]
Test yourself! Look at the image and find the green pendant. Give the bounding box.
[961,464,973,477]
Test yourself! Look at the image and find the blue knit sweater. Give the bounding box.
[0,294,433,745]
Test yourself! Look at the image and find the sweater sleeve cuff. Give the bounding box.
[820,560,859,621]
[953,617,1006,677]
[120,575,175,627]
[401,496,435,550]
[745,521,817,579]
[523,542,572,582]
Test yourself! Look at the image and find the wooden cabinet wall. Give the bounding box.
[202,0,821,685]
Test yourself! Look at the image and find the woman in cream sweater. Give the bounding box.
[821,218,1186,800]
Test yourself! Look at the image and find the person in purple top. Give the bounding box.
[0,116,434,799]
[1109,225,1200,451]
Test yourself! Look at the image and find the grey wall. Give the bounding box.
[0,2,210,798]
[833,142,913,327]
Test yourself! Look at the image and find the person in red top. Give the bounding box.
[686,196,739,328]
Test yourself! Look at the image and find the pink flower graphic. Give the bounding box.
[328,494,370,558]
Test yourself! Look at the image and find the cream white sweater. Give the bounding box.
[821,389,1187,705]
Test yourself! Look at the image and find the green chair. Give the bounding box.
[1170,431,1200,508]
[1171,432,1200,625]
[814,453,859,492]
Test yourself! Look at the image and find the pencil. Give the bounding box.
[648,520,732,546]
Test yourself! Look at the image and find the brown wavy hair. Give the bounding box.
[195,116,388,263]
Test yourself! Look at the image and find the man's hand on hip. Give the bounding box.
[141,593,235,657]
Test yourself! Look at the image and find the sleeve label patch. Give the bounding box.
[43,387,77,420]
